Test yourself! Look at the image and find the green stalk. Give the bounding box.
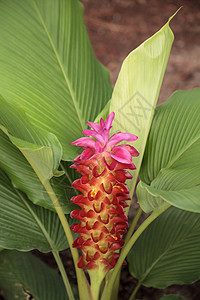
[15,188,77,299]
[60,162,79,196]
[125,207,143,244]
[128,280,141,300]
[108,206,143,300]
[52,250,75,300]
[101,204,170,300]
[90,275,102,300]
[89,266,107,300]
[108,271,120,300]
[43,180,91,300]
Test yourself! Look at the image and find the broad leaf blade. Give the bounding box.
[0,95,62,172]
[0,96,77,212]
[137,181,200,213]
[109,18,174,196]
[0,130,76,213]
[94,100,111,123]
[140,88,200,185]
[138,88,200,212]
[10,135,55,184]
[136,181,167,213]
[128,207,200,288]
[0,250,68,300]
[0,170,69,252]
[0,0,112,160]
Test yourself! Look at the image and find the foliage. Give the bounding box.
[0,250,69,300]
[0,1,199,300]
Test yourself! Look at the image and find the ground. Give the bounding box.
[81,0,200,105]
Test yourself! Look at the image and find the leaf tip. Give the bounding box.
[168,7,183,23]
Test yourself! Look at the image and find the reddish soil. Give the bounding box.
[81,0,200,104]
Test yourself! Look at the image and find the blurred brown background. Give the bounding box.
[81,0,200,104]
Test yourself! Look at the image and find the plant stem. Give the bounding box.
[101,204,170,300]
[52,250,75,300]
[125,207,143,244]
[90,275,102,300]
[44,180,91,300]
[60,162,73,186]
[89,266,106,300]
[109,271,120,300]
[108,207,142,300]
[129,280,141,300]
[60,162,79,196]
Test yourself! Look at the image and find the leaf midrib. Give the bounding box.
[155,134,200,181]
[60,162,79,196]
[15,188,56,251]
[167,134,200,168]
[32,0,84,131]
[139,218,200,285]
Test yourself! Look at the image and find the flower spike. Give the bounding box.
[70,112,139,273]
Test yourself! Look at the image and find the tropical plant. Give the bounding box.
[0,1,199,300]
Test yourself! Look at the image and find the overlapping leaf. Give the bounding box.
[0,169,69,252]
[0,250,68,300]
[128,207,200,288]
[0,96,77,212]
[137,88,200,212]
[0,0,112,161]
[108,15,174,197]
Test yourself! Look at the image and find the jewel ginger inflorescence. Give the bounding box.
[70,112,139,271]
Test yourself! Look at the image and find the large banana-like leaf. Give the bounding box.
[0,130,77,213]
[0,250,69,300]
[0,95,62,171]
[0,0,112,161]
[137,88,200,213]
[137,182,200,213]
[0,96,77,212]
[0,169,69,252]
[128,207,200,288]
[109,15,174,197]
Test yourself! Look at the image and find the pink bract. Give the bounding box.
[71,112,139,165]
[70,112,139,271]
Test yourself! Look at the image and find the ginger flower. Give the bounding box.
[70,112,139,272]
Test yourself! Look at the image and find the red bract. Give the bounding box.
[70,112,139,271]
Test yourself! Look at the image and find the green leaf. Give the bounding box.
[0,95,62,174]
[0,0,112,161]
[0,169,69,252]
[137,181,200,213]
[136,181,169,213]
[0,250,68,300]
[10,135,57,184]
[109,17,174,195]
[0,130,76,213]
[94,100,111,123]
[127,207,200,288]
[0,97,77,213]
[138,88,200,212]
[159,295,187,300]
[140,88,200,185]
